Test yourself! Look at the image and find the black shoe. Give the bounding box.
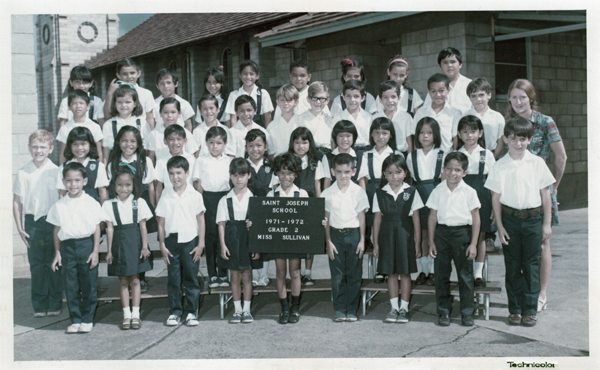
[425,273,435,286]
[374,274,385,283]
[415,272,427,285]
[438,314,450,326]
[288,305,300,324]
[302,275,315,286]
[278,311,289,324]
[462,315,474,326]
[474,277,486,287]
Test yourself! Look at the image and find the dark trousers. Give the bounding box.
[204,192,228,279]
[328,228,363,313]
[434,224,474,316]
[25,215,63,312]
[502,211,542,316]
[61,236,98,324]
[166,235,201,316]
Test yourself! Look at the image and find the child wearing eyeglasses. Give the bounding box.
[295,81,334,152]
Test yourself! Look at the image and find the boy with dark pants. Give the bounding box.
[485,117,554,327]
[156,156,206,326]
[322,153,369,322]
[427,152,480,326]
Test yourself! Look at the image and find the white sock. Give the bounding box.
[243,300,252,313]
[260,262,270,279]
[390,297,399,311]
[123,307,131,319]
[473,262,484,279]
[233,300,242,312]
[304,269,311,278]
[419,257,429,275]
[428,257,434,274]
[131,307,140,319]
[400,299,409,311]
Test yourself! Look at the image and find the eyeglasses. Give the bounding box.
[310,96,329,103]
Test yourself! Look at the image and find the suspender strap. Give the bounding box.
[478,150,486,179]
[256,90,262,114]
[217,102,226,121]
[136,118,141,131]
[294,191,300,198]
[88,95,95,121]
[132,199,138,224]
[275,191,300,198]
[410,150,421,183]
[112,120,118,141]
[227,197,235,221]
[407,88,414,115]
[111,200,138,225]
[112,202,122,226]
[434,150,444,180]
[368,152,376,180]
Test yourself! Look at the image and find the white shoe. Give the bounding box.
[185,313,199,326]
[166,314,181,326]
[79,323,93,333]
[257,276,270,286]
[66,324,81,334]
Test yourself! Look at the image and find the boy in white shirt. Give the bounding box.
[103,58,156,130]
[13,130,63,317]
[48,162,104,334]
[296,81,333,151]
[485,117,555,327]
[372,80,414,155]
[230,95,270,158]
[156,156,206,327]
[155,125,197,202]
[332,79,372,150]
[464,78,506,159]
[427,152,481,327]
[413,73,462,153]
[422,47,472,114]
[322,153,370,322]
[193,95,236,157]
[148,97,198,163]
[57,89,104,164]
[267,84,300,156]
[154,69,195,132]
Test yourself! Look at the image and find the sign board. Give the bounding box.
[248,197,325,254]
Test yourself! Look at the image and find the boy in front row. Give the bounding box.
[427,152,480,327]
[485,117,554,327]
[49,162,104,334]
[156,156,206,327]
[322,153,370,322]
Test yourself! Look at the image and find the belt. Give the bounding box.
[331,227,358,233]
[501,205,541,219]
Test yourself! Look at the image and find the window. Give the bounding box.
[494,37,531,100]
[240,42,250,61]
[221,48,233,93]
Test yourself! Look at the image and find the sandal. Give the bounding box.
[537,297,547,313]
[121,318,131,330]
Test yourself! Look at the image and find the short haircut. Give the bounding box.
[342,79,365,97]
[444,151,469,171]
[234,94,257,112]
[198,94,219,109]
[29,130,54,145]
[332,153,355,169]
[110,85,144,117]
[504,116,534,139]
[467,78,492,96]
[245,128,266,144]
[70,65,94,82]
[206,126,228,143]
[229,157,251,175]
[378,80,400,97]
[166,155,189,172]
[308,81,329,97]
[108,164,140,200]
[273,152,302,175]
[414,117,442,149]
[159,96,181,112]
[68,89,90,105]
[155,68,179,85]
[290,59,311,74]
[63,161,86,179]
[164,124,186,140]
[369,117,398,152]
[116,58,140,73]
[437,47,463,65]
[276,84,299,101]
[428,73,450,90]
[332,120,358,147]
[457,115,486,148]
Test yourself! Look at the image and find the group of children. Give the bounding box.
[13,46,554,332]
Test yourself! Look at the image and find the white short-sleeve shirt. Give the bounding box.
[155,152,196,192]
[423,74,472,115]
[332,108,373,147]
[102,195,153,225]
[361,146,403,180]
[230,121,269,158]
[225,86,274,116]
[56,118,104,144]
[13,160,60,221]
[102,116,152,150]
[296,110,333,150]
[148,127,198,162]
[154,94,195,130]
[192,154,232,192]
[216,189,253,223]
[484,151,555,209]
[426,180,481,226]
[457,145,495,175]
[46,192,104,240]
[372,183,424,216]
[57,94,105,122]
[375,86,424,115]
[372,110,413,152]
[412,103,462,153]
[330,92,378,117]
[266,183,309,198]
[193,122,236,157]
[462,107,506,151]
[266,114,300,156]
[271,154,325,187]
[106,153,155,184]
[321,180,369,228]
[134,84,155,116]
[56,158,109,190]
[155,184,206,243]
[406,148,447,182]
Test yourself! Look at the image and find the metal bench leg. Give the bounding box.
[220,294,224,319]
[362,291,366,316]
[485,293,490,320]
[483,255,488,281]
